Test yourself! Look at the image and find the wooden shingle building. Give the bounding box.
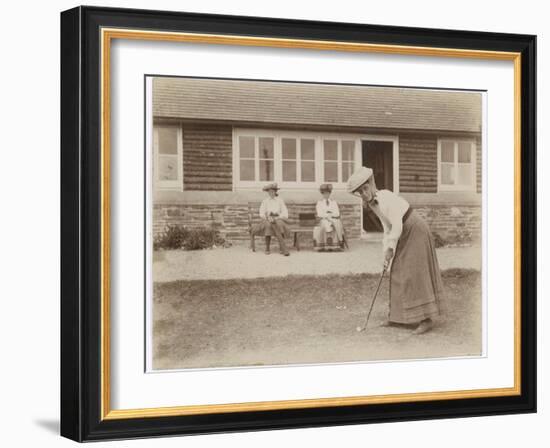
[152,77,482,245]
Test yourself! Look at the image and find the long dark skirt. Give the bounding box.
[389,210,445,324]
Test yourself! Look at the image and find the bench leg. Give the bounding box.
[343,233,349,250]
[295,232,300,251]
[250,232,256,252]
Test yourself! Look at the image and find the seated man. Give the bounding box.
[313,184,345,251]
[251,182,291,256]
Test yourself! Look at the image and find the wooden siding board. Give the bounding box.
[398,134,438,193]
[182,123,233,191]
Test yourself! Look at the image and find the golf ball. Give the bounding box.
[356,326,362,332]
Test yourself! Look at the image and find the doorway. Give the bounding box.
[362,140,395,233]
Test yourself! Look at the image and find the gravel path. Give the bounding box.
[153,242,481,282]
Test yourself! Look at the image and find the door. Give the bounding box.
[362,140,394,233]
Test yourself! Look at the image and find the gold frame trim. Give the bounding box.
[100,28,522,421]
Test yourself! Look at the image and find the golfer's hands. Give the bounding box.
[383,248,394,271]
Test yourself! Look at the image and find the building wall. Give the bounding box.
[178,125,482,194]
[414,205,481,244]
[153,201,480,246]
[153,202,363,246]
[476,136,482,193]
[398,133,482,194]
[398,134,438,193]
[181,123,233,191]
[155,123,482,247]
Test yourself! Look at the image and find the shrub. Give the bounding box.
[432,232,445,248]
[154,224,225,251]
[431,230,472,248]
[182,227,226,250]
[153,225,189,250]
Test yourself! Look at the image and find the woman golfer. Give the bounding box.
[347,166,445,334]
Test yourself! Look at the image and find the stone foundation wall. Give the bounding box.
[414,205,481,244]
[153,202,481,246]
[153,203,362,243]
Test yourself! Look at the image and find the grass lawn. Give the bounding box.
[153,269,481,370]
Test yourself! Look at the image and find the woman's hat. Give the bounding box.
[347,166,373,193]
[319,183,333,193]
[262,182,280,192]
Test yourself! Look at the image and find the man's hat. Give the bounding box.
[319,183,333,193]
[262,182,280,192]
[347,167,373,193]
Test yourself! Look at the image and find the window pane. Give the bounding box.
[301,161,315,182]
[301,139,315,160]
[324,162,338,182]
[458,143,472,163]
[282,161,297,181]
[324,140,338,160]
[457,164,472,185]
[240,160,255,181]
[259,160,274,181]
[158,128,178,155]
[158,155,178,180]
[282,138,296,159]
[342,162,354,182]
[441,163,454,185]
[441,142,454,163]
[239,136,255,158]
[342,140,355,161]
[259,137,274,159]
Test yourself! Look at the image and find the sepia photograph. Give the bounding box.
[147,76,484,371]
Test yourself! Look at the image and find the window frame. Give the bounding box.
[437,138,477,192]
[153,124,183,191]
[233,128,363,190]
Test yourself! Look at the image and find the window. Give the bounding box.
[323,139,357,183]
[259,137,274,181]
[235,130,359,188]
[438,139,476,191]
[154,126,182,190]
[300,139,316,182]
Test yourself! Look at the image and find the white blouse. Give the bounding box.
[368,190,410,252]
[259,196,289,220]
[316,198,340,219]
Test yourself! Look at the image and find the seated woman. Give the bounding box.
[313,183,345,251]
[252,183,291,256]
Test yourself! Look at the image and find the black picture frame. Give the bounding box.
[61,5,536,442]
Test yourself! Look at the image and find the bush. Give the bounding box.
[154,225,225,251]
[432,232,445,248]
[431,230,472,248]
[182,227,226,251]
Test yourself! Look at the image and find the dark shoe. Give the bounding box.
[283,251,290,256]
[379,320,398,328]
[413,318,434,335]
[265,249,270,255]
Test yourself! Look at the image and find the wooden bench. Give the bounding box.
[247,205,348,251]
[247,203,307,251]
[292,212,317,251]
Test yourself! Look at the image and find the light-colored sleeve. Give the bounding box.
[332,201,340,218]
[384,207,403,252]
[316,200,327,218]
[315,201,325,218]
[380,193,404,252]
[259,200,266,219]
[279,198,289,219]
[379,215,391,253]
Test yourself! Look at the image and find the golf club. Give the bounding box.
[356,269,386,333]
